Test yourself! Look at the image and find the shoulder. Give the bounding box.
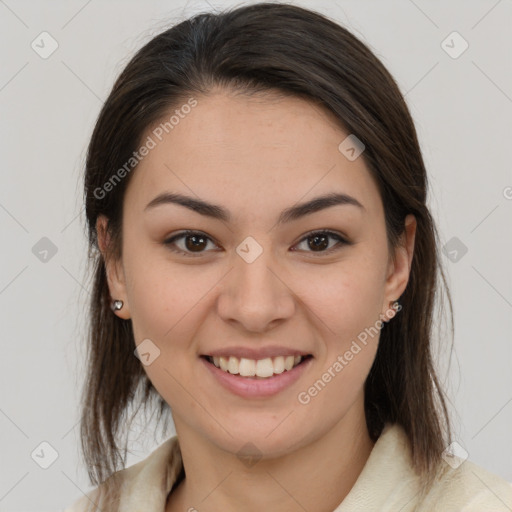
[362,423,512,511]
[63,436,181,512]
[419,456,512,511]
[63,486,101,512]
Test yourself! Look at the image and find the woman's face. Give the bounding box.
[99,89,415,457]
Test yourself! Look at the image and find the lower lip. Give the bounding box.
[201,356,313,398]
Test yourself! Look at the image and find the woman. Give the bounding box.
[65,2,512,511]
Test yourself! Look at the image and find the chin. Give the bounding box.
[199,415,313,461]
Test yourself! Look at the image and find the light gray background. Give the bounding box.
[1,0,511,510]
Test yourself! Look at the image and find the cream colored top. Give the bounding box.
[64,423,512,512]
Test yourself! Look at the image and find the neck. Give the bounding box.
[167,395,375,512]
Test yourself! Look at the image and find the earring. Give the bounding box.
[382,299,400,324]
[111,299,124,312]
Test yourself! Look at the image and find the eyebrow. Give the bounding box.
[144,191,365,225]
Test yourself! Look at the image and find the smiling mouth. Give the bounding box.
[202,354,313,379]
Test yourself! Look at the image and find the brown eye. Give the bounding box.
[183,233,208,252]
[164,230,216,256]
[307,233,329,251]
[292,230,349,255]
[164,229,349,258]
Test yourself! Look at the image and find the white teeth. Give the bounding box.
[284,355,295,371]
[208,354,305,378]
[273,356,285,374]
[255,358,274,378]
[239,358,256,377]
[228,356,238,374]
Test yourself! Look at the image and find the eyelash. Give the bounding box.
[163,229,350,258]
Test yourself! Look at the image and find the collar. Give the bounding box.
[93,422,511,512]
[116,422,407,511]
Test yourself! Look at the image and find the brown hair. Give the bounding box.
[79,1,454,506]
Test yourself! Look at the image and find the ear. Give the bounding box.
[96,215,131,320]
[381,214,416,318]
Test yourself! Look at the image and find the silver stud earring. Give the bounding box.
[390,299,400,311]
[111,299,124,312]
[383,299,400,324]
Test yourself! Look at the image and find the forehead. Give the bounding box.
[124,90,382,220]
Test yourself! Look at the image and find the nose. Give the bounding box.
[216,245,295,332]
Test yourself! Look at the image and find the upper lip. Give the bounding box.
[203,346,312,360]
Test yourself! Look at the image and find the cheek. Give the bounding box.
[295,256,385,340]
[123,248,193,342]
[293,264,383,422]
[295,337,378,440]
